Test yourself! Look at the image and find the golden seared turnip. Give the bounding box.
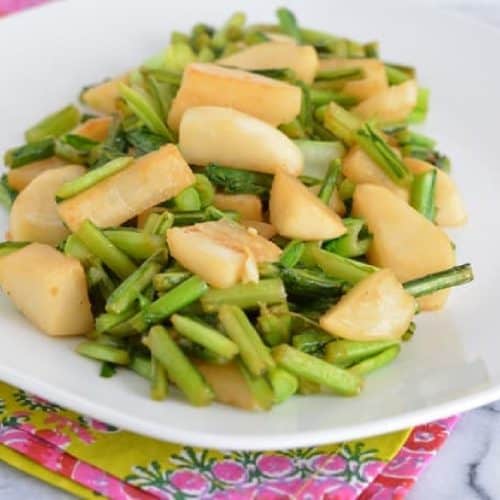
[218,42,319,84]
[240,220,277,239]
[167,63,302,130]
[179,106,303,176]
[7,157,67,192]
[72,116,112,142]
[167,219,281,288]
[404,157,467,227]
[352,183,456,310]
[270,171,346,240]
[58,144,194,232]
[0,243,93,336]
[81,73,129,114]
[320,269,416,341]
[214,193,263,221]
[194,360,273,410]
[343,146,409,201]
[10,165,85,246]
[318,58,388,100]
[353,80,418,123]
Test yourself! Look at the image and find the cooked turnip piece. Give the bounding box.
[10,165,85,246]
[218,42,319,84]
[352,184,456,310]
[320,269,415,341]
[270,172,346,240]
[0,243,93,336]
[214,193,263,221]
[318,58,388,100]
[404,157,467,227]
[353,80,418,124]
[167,63,302,131]
[240,220,277,239]
[343,146,409,201]
[58,144,194,232]
[81,73,129,114]
[72,116,112,142]
[179,106,303,175]
[167,219,281,288]
[7,156,67,192]
[194,360,273,410]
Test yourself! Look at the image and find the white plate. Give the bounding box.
[0,0,499,451]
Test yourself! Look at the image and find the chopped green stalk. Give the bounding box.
[172,207,239,226]
[125,126,168,156]
[363,41,379,58]
[408,88,429,124]
[63,134,99,153]
[201,278,286,313]
[194,174,215,208]
[0,241,28,257]
[107,310,147,337]
[298,82,313,135]
[257,303,291,347]
[403,321,416,341]
[144,74,174,121]
[338,178,356,201]
[150,356,168,400]
[171,314,239,359]
[280,266,346,299]
[280,240,305,268]
[106,254,164,314]
[0,175,16,210]
[144,275,208,324]
[325,339,401,368]
[310,88,358,108]
[154,211,175,237]
[130,354,152,380]
[237,360,274,410]
[4,138,55,168]
[198,46,215,62]
[99,362,116,378]
[356,123,413,186]
[212,12,246,50]
[310,244,378,285]
[272,344,362,396]
[163,42,197,73]
[87,263,116,299]
[279,119,306,139]
[349,345,401,376]
[244,30,270,45]
[56,157,133,201]
[410,169,437,221]
[76,341,130,365]
[218,305,274,376]
[143,212,161,234]
[292,330,333,355]
[76,220,137,279]
[142,68,182,86]
[316,67,364,82]
[153,271,191,292]
[403,263,473,298]
[103,229,165,261]
[299,27,337,45]
[347,40,365,58]
[172,186,202,211]
[118,83,174,140]
[318,159,340,205]
[323,218,372,257]
[268,367,298,404]
[322,101,362,146]
[394,129,436,149]
[385,64,411,85]
[147,326,214,406]
[25,105,80,143]
[95,309,136,334]
[276,7,301,42]
[205,164,273,196]
[294,140,345,179]
[244,68,296,82]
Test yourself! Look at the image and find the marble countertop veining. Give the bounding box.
[1,2,500,499]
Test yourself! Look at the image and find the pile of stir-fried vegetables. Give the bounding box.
[0,9,473,410]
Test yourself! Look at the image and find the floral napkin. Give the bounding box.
[0,380,457,499]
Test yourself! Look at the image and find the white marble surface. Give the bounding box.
[1,2,500,499]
